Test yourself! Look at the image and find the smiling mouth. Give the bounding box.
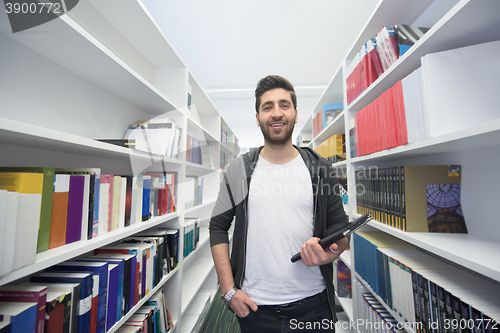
[270,123,285,129]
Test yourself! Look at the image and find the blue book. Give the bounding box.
[0,302,38,333]
[91,253,136,312]
[105,264,119,331]
[142,176,151,221]
[322,102,343,129]
[31,272,93,333]
[80,257,125,324]
[47,261,108,333]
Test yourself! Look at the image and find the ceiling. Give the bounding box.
[142,0,380,149]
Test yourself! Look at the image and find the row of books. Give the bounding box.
[346,24,429,105]
[296,133,312,147]
[353,231,500,333]
[334,260,352,299]
[116,289,174,333]
[183,218,201,259]
[314,134,346,164]
[355,165,467,233]
[352,65,428,158]
[360,292,404,333]
[220,123,228,144]
[312,103,343,138]
[0,229,178,333]
[123,118,182,158]
[185,175,203,210]
[0,168,178,275]
[220,151,230,170]
[186,134,203,165]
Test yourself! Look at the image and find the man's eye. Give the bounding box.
[264,106,271,111]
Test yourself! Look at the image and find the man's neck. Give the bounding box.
[259,142,299,164]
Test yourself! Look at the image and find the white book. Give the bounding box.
[422,40,500,137]
[98,183,110,236]
[118,177,127,229]
[111,175,121,231]
[13,193,42,270]
[130,175,138,225]
[0,191,17,276]
[136,175,143,224]
[80,174,90,242]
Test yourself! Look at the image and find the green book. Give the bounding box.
[0,167,55,253]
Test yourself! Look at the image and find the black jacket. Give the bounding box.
[209,145,349,321]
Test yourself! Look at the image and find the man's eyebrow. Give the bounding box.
[280,99,292,104]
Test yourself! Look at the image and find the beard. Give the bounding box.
[258,115,296,147]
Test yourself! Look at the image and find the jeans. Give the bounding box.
[237,301,335,333]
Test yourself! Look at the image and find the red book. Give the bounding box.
[384,88,398,150]
[391,80,409,147]
[367,38,384,78]
[0,285,47,333]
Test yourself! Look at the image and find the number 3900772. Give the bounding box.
[443,319,498,330]
[5,2,62,14]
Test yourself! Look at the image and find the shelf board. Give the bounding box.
[108,267,179,333]
[181,258,214,314]
[354,214,500,282]
[0,212,178,286]
[313,112,346,144]
[335,294,354,322]
[182,228,209,266]
[0,5,178,115]
[184,199,216,215]
[339,249,352,270]
[351,118,500,163]
[348,0,500,111]
[0,117,183,166]
[355,272,416,333]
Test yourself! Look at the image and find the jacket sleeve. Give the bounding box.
[325,165,349,239]
[209,170,236,246]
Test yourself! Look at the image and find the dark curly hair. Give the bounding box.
[255,75,297,113]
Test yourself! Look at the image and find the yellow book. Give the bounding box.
[0,172,43,194]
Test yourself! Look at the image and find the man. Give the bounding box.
[209,75,349,332]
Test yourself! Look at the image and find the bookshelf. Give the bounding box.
[0,1,238,332]
[297,0,500,329]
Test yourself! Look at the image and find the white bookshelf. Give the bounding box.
[0,1,238,332]
[298,0,500,329]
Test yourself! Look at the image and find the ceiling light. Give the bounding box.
[206,85,327,93]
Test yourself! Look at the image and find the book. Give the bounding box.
[337,260,352,298]
[111,175,122,231]
[79,257,124,326]
[0,190,6,274]
[49,174,70,249]
[394,24,429,57]
[89,253,136,311]
[45,290,68,333]
[47,261,109,333]
[20,282,78,333]
[98,182,109,236]
[141,175,151,222]
[118,176,127,229]
[66,175,85,244]
[0,302,38,333]
[0,286,47,333]
[422,40,500,138]
[13,193,42,270]
[3,204,15,275]
[0,167,55,253]
[100,174,114,233]
[96,139,136,148]
[31,272,93,333]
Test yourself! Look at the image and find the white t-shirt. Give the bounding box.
[241,154,325,305]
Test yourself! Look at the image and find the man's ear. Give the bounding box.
[256,112,260,127]
[295,109,298,124]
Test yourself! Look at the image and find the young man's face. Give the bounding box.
[256,88,298,146]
